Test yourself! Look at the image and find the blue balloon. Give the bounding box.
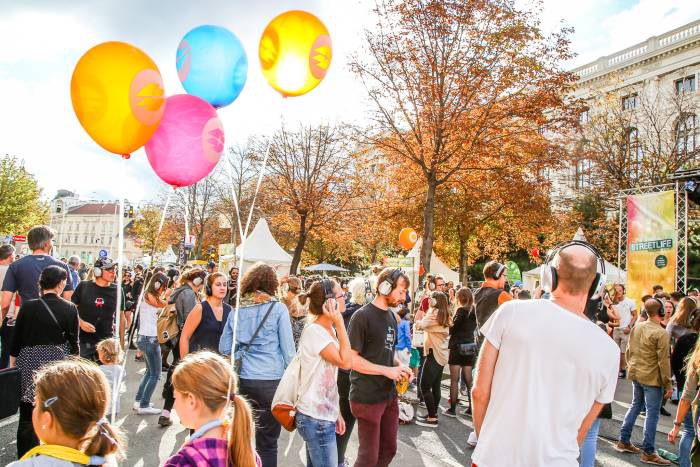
[177,25,248,108]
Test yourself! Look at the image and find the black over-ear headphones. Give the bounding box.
[540,240,606,300]
[205,275,213,296]
[650,297,667,318]
[322,278,334,300]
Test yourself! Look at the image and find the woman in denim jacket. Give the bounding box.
[219,262,295,467]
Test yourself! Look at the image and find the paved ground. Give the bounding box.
[0,359,686,466]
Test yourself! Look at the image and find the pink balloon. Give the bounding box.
[145,94,224,187]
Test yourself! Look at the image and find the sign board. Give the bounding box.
[219,243,236,257]
[98,249,108,258]
[505,260,522,284]
[12,235,26,243]
[384,257,415,269]
[184,234,196,249]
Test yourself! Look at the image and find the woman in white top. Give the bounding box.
[295,278,352,467]
[134,272,170,415]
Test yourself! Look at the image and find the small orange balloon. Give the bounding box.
[399,228,418,250]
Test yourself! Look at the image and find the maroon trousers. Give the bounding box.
[350,396,399,467]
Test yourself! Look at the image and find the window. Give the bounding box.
[624,128,643,180]
[676,114,698,154]
[622,93,639,110]
[576,159,594,190]
[579,110,590,125]
[675,75,696,94]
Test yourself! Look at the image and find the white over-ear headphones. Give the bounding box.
[192,276,203,286]
[540,240,606,300]
[378,269,403,296]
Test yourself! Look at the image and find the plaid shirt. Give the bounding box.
[164,438,261,467]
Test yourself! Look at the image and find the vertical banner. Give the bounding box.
[626,191,677,307]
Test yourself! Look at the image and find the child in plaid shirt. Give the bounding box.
[164,351,260,467]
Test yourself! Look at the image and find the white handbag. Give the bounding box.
[412,329,425,348]
[271,354,302,432]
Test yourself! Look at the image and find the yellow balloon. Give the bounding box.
[259,10,332,97]
[71,41,165,156]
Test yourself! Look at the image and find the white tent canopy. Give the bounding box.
[406,238,460,285]
[233,218,293,276]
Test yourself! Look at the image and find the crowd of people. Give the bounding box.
[0,225,699,466]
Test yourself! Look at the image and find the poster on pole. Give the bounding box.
[626,191,676,307]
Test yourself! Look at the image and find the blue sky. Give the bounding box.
[1,0,699,203]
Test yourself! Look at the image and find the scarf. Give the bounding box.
[238,291,273,309]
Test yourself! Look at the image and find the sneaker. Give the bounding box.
[660,407,672,417]
[618,369,627,379]
[418,401,426,409]
[137,406,162,415]
[640,452,672,465]
[158,416,173,427]
[135,354,144,362]
[415,416,438,428]
[462,407,472,416]
[442,407,457,418]
[134,402,153,411]
[615,441,641,454]
[467,431,478,448]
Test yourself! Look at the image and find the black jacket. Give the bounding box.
[449,306,478,348]
[10,293,79,357]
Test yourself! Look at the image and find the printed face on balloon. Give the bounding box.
[309,35,332,80]
[176,40,192,83]
[128,69,165,126]
[202,117,224,164]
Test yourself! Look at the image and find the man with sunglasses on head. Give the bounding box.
[71,257,126,361]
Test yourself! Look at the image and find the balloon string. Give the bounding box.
[225,105,278,411]
[111,159,127,424]
[224,155,245,241]
[112,186,173,424]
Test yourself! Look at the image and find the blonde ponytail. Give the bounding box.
[228,395,256,467]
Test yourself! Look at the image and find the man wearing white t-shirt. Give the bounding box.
[471,244,619,467]
[605,283,637,378]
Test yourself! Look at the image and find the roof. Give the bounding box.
[235,218,292,264]
[67,203,119,215]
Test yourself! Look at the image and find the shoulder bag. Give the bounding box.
[234,301,276,375]
[156,302,179,344]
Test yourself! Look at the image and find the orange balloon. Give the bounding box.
[399,228,418,250]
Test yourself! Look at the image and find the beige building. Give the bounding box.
[48,190,142,265]
[552,19,700,201]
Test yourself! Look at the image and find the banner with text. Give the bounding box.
[627,191,676,307]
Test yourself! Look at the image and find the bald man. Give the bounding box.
[470,244,619,467]
[615,298,672,465]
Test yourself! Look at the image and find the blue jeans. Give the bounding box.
[135,335,161,408]
[620,381,663,454]
[579,418,600,467]
[296,412,338,467]
[679,408,696,467]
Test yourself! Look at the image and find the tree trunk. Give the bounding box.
[290,213,308,274]
[458,229,469,284]
[419,180,437,277]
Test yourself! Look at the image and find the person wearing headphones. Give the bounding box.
[71,257,125,362]
[473,261,512,330]
[159,267,207,427]
[348,268,412,467]
[616,297,673,465]
[470,243,619,466]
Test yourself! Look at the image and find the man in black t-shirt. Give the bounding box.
[72,257,125,361]
[348,268,412,467]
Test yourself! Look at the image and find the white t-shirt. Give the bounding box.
[139,301,159,337]
[296,323,340,422]
[472,299,619,467]
[612,297,636,328]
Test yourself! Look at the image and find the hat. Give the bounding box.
[94,257,117,270]
[514,280,523,288]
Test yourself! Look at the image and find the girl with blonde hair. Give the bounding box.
[164,351,260,467]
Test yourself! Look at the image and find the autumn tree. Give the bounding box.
[352,0,578,276]
[131,204,180,265]
[0,155,47,236]
[259,125,360,273]
[173,172,219,259]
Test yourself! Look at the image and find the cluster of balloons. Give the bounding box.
[71,10,333,188]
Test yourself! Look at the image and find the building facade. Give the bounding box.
[552,19,700,201]
[48,191,142,265]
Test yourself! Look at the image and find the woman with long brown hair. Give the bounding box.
[180,272,232,357]
[219,262,295,467]
[164,351,260,467]
[415,291,452,428]
[444,287,477,418]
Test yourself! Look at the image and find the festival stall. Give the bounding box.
[234,218,292,276]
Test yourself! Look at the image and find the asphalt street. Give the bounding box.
[0,359,685,466]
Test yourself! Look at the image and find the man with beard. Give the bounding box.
[348,268,413,467]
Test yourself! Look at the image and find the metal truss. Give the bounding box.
[617,183,688,293]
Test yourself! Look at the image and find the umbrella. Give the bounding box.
[304,263,350,272]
